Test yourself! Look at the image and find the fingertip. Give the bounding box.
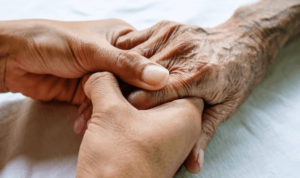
[74,105,93,136]
[110,49,169,91]
[184,147,204,174]
[74,114,85,135]
[141,65,169,90]
[77,97,92,116]
[127,90,158,110]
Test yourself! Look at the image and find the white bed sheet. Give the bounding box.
[1,0,300,177]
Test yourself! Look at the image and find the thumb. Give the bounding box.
[84,45,169,91]
[73,72,128,135]
[127,75,185,110]
[82,72,127,112]
[184,101,237,174]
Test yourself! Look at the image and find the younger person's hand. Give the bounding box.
[76,72,203,178]
[0,19,169,104]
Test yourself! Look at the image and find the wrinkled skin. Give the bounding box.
[115,20,267,173]
[76,19,267,173]
[115,0,300,173]
[0,19,168,105]
[76,72,203,178]
[76,0,300,174]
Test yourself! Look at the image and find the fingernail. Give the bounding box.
[197,149,204,172]
[127,90,153,110]
[142,65,169,86]
[74,114,85,134]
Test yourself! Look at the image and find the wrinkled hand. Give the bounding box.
[115,20,269,173]
[76,72,203,178]
[1,19,169,104]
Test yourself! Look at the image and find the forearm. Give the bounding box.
[211,0,300,97]
[224,0,300,62]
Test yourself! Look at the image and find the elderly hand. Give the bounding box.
[115,0,300,173]
[115,19,276,173]
[76,72,203,178]
[116,0,300,171]
[0,19,169,104]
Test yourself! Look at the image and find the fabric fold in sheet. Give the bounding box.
[1,0,300,177]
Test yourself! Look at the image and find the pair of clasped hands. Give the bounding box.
[4,18,248,177]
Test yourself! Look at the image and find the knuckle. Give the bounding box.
[157,20,183,30]
[157,20,173,26]
[132,46,148,56]
[116,37,130,49]
[115,51,141,72]
[168,76,191,98]
[187,25,208,34]
[202,112,222,138]
[91,103,121,122]
[153,89,168,105]
[90,103,127,131]
[202,119,216,138]
[76,40,99,70]
[88,72,115,87]
[102,102,122,115]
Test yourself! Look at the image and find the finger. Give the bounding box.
[118,31,162,58]
[184,102,237,174]
[116,28,153,50]
[78,79,137,117]
[74,105,93,135]
[127,32,205,110]
[116,21,183,58]
[75,78,137,136]
[84,45,169,91]
[127,75,180,110]
[77,96,92,116]
[82,72,129,114]
[5,73,86,105]
[127,44,214,110]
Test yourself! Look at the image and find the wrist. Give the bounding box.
[76,158,152,178]
[219,0,300,64]
[76,132,153,178]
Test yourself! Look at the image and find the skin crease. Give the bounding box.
[76,72,204,178]
[77,0,300,174]
[0,19,169,105]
